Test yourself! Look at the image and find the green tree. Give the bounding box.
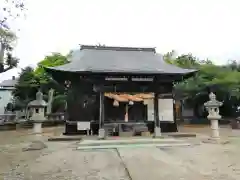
[34,52,68,80]
[0,0,26,73]
[12,66,39,105]
[164,51,240,117]
[0,28,19,72]
[13,53,69,111]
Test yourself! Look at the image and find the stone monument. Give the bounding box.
[47,89,54,114]
[204,92,223,140]
[28,90,47,134]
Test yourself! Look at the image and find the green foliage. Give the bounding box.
[165,50,240,117]
[34,53,68,84]
[35,53,68,76]
[165,51,240,97]
[52,94,67,112]
[12,53,68,109]
[12,66,39,107]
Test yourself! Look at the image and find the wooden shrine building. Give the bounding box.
[45,45,197,136]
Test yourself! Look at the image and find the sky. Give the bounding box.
[1,0,240,81]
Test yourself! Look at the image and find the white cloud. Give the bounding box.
[1,0,240,81]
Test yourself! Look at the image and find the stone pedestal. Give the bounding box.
[98,128,106,139]
[154,127,161,138]
[33,122,42,134]
[210,119,219,139]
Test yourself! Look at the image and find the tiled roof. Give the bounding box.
[45,45,197,75]
[0,79,18,87]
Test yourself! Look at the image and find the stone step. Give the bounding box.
[79,138,185,146]
[48,136,82,141]
[76,143,191,150]
[164,132,197,138]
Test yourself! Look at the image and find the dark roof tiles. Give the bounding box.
[46,45,197,75]
[0,79,18,87]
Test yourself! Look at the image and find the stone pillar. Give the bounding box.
[31,107,46,135]
[204,92,223,140]
[154,92,161,137]
[98,91,105,139]
[33,122,42,134]
[47,89,54,114]
[211,119,219,138]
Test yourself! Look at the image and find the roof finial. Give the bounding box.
[209,92,216,101]
[36,90,43,101]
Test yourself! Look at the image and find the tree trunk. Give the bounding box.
[0,42,5,72]
[0,42,5,64]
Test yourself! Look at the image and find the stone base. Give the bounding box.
[141,131,151,137]
[164,132,197,138]
[153,127,162,138]
[98,128,106,139]
[22,140,47,151]
[48,136,82,142]
[119,131,134,137]
[202,138,230,144]
[33,123,42,134]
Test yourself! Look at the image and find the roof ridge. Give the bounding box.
[79,45,156,53]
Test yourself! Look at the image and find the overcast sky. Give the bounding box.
[1,0,240,81]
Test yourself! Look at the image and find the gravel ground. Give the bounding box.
[0,126,240,180]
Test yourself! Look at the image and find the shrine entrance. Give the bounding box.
[45,45,197,136]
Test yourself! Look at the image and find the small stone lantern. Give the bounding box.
[204,92,223,139]
[28,90,47,134]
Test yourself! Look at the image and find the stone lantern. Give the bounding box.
[28,90,47,134]
[204,92,223,139]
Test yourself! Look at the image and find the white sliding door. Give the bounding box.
[145,99,154,121]
[145,98,174,122]
[158,99,174,122]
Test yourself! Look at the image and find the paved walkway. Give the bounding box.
[118,147,206,180]
[2,140,240,179]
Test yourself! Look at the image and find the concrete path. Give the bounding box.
[117,145,239,180]
[1,138,239,179]
[118,147,207,180]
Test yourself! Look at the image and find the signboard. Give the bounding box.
[77,121,90,130]
[145,98,174,122]
[158,99,174,122]
[104,76,154,82]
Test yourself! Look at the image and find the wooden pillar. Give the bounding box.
[99,91,105,129]
[154,92,160,127]
[172,95,178,132]
[124,104,129,122]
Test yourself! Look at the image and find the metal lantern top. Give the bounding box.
[28,90,47,108]
[204,92,223,108]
